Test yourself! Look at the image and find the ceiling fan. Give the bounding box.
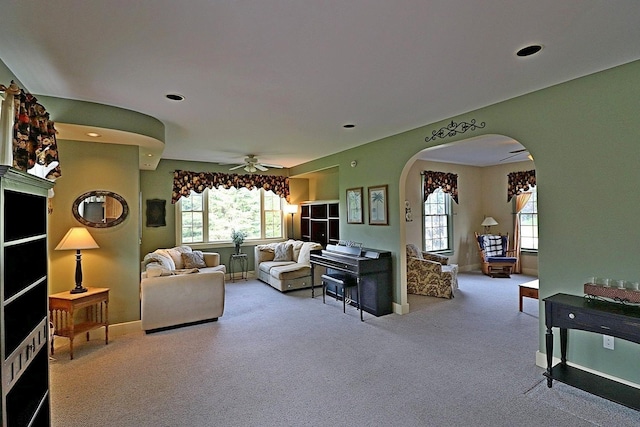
[500,148,533,162]
[228,155,284,173]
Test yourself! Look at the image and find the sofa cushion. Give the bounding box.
[269,263,311,280]
[182,251,207,269]
[273,242,293,261]
[288,240,304,262]
[259,261,295,274]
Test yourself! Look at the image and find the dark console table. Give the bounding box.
[544,293,640,411]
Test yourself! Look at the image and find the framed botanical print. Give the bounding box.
[368,185,388,225]
[346,187,363,224]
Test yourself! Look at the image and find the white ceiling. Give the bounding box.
[1,1,639,168]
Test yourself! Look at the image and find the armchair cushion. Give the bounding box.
[482,235,504,257]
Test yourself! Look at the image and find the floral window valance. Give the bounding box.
[1,82,61,180]
[507,169,536,202]
[423,170,458,204]
[13,88,61,180]
[172,170,290,204]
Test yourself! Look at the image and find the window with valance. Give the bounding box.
[1,82,61,180]
[423,170,458,203]
[507,170,536,202]
[172,170,290,204]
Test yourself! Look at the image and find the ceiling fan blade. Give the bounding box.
[254,164,268,171]
[259,163,283,169]
[509,148,527,154]
[500,152,524,162]
[229,164,245,170]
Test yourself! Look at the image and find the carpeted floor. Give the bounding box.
[49,272,639,426]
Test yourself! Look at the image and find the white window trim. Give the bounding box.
[175,187,286,248]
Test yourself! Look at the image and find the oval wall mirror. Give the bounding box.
[72,190,129,228]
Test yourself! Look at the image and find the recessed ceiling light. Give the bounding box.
[86,132,101,138]
[147,153,153,157]
[166,93,185,101]
[343,124,355,129]
[516,45,543,57]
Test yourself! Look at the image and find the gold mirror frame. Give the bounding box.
[72,190,129,228]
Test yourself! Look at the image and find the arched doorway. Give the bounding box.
[397,134,536,313]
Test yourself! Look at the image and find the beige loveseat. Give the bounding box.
[140,246,226,332]
[254,240,323,292]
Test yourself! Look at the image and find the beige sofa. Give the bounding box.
[140,246,226,332]
[254,240,323,292]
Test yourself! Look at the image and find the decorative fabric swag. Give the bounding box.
[172,170,290,204]
[423,170,459,203]
[13,89,61,179]
[507,170,536,202]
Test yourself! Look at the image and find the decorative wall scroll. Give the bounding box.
[425,119,486,142]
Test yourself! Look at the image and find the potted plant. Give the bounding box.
[231,229,248,254]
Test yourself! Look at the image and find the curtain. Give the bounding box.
[12,88,61,180]
[423,170,459,203]
[172,170,290,204]
[507,170,535,202]
[513,192,532,273]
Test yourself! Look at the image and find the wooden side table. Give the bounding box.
[49,287,109,360]
[519,279,539,312]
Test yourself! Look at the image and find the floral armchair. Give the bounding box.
[406,244,458,299]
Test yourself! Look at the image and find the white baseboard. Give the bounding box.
[393,302,410,315]
[535,351,640,390]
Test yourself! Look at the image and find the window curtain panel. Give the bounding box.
[513,192,532,274]
[172,170,290,204]
[423,171,459,203]
[12,88,61,180]
[507,170,535,202]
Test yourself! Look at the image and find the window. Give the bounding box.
[519,186,538,250]
[423,187,452,252]
[177,187,284,245]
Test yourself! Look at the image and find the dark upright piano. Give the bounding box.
[310,243,393,317]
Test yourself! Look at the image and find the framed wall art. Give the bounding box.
[346,187,363,224]
[368,185,388,225]
[146,198,166,227]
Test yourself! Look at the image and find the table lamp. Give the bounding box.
[481,216,498,234]
[55,227,99,294]
[284,204,298,238]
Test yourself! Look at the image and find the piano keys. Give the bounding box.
[310,243,393,317]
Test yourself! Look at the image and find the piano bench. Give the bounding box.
[321,274,362,321]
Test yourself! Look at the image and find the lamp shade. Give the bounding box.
[55,227,99,251]
[284,204,298,214]
[480,217,498,227]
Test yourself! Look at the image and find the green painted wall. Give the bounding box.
[291,59,640,383]
[49,140,140,324]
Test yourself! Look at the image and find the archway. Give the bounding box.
[397,134,536,313]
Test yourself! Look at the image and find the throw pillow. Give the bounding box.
[165,248,186,269]
[273,242,293,262]
[182,251,207,269]
[483,235,503,257]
